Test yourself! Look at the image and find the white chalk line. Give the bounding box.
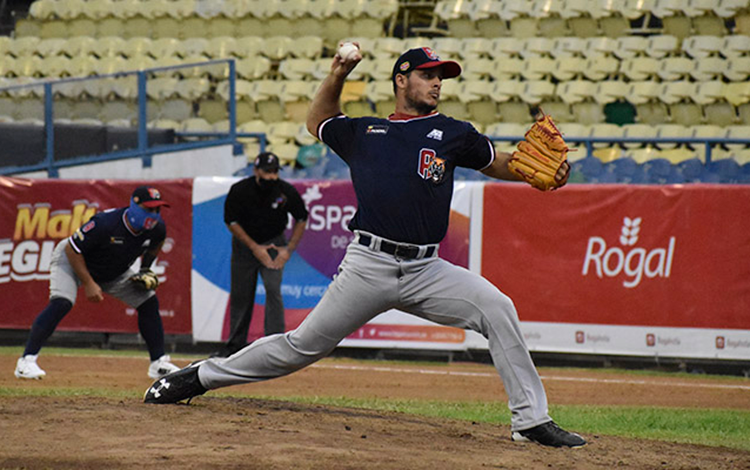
[28,352,750,391]
[311,363,750,391]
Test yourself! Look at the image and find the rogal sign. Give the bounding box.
[582,217,676,288]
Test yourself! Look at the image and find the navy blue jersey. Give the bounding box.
[68,207,167,283]
[224,177,309,245]
[319,112,495,244]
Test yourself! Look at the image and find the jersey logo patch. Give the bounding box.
[417,148,446,183]
[366,125,388,135]
[272,194,288,209]
[110,237,124,245]
[426,129,443,141]
[81,220,95,233]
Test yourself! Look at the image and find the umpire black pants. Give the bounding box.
[226,234,286,352]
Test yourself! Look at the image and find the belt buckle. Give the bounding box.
[395,244,419,260]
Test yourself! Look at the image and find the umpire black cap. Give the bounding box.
[392,47,462,83]
[254,152,280,173]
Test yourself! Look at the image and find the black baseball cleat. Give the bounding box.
[143,362,208,404]
[511,421,587,448]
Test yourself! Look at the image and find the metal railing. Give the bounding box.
[0,58,269,177]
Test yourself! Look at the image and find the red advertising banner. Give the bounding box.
[0,177,194,334]
[482,184,750,330]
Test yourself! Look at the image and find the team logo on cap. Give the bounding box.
[422,47,439,60]
[399,61,410,72]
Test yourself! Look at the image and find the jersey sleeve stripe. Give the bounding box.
[68,236,82,254]
[478,136,496,172]
[317,113,346,142]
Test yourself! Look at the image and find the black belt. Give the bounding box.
[358,234,436,260]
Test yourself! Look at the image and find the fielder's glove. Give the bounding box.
[131,269,159,290]
[508,112,571,191]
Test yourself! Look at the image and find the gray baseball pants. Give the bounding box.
[199,232,551,431]
[50,239,154,308]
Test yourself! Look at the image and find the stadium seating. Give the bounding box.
[4,0,750,182]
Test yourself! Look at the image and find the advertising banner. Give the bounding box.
[481,183,750,359]
[0,177,194,334]
[191,178,476,348]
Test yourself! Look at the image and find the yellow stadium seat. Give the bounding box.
[660,81,697,105]
[704,101,737,126]
[551,57,586,81]
[594,80,629,105]
[92,36,127,59]
[262,36,294,61]
[557,79,595,104]
[123,37,153,59]
[645,34,680,58]
[488,80,522,103]
[64,36,97,57]
[682,35,723,59]
[151,38,182,60]
[589,123,625,150]
[206,36,239,59]
[497,100,531,123]
[656,57,695,81]
[582,55,619,81]
[691,56,727,81]
[655,123,691,150]
[572,101,605,124]
[724,57,750,82]
[290,36,324,59]
[7,37,41,58]
[122,15,151,39]
[722,34,750,58]
[36,38,67,58]
[235,56,272,80]
[583,36,618,57]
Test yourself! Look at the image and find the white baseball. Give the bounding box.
[338,42,359,61]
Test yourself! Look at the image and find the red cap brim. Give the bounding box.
[416,60,462,79]
[142,200,170,208]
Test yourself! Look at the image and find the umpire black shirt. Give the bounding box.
[224,177,308,245]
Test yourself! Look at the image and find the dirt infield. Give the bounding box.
[2,354,749,470]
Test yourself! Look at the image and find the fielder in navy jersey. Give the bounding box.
[144,45,584,448]
[15,186,180,381]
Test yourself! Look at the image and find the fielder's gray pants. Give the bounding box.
[200,236,551,431]
[50,239,154,308]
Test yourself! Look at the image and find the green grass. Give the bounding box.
[3,347,749,452]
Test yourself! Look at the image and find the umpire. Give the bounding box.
[213,152,308,358]
[14,186,180,380]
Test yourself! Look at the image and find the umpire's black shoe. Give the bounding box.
[143,362,208,404]
[511,421,586,448]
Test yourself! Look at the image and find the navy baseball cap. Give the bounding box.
[254,152,280,172]
[391,47,462,82]
[132,186,170,208]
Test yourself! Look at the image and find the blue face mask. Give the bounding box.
[127,199,162,232]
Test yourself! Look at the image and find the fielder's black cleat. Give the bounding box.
[143,362,207,404]
[511,421,587,448]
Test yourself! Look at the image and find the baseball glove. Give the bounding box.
[131,270,159,290]
[508,112,570,191]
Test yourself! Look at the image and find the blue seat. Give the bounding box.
[587,171,618,183]
[605,157,645,183]
[572,157,604,182]
[323,156,350,179]
[707,159,741,183]
[642,158,680,184]
[677,158,706,182]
